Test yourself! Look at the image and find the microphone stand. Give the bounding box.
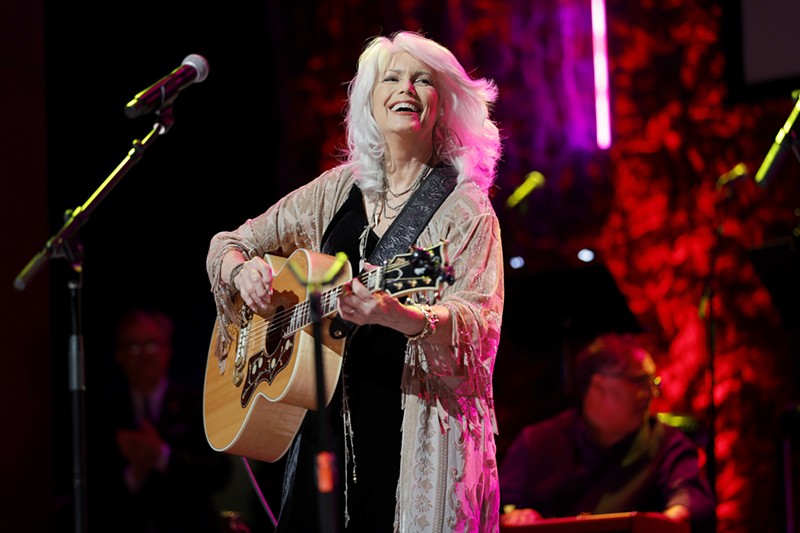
[699,228,719,503]
[700,171,745,531]
[13,107,176,533]
[755,89,800,187]
[287,253,349,533]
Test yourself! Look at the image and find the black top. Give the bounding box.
[276,184,407,533]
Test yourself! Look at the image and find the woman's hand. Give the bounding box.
[338,277,435,338]
[338,278,395,325]
[233,257,274,313]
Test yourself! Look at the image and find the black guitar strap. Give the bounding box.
[368,164,458,265]
[329,164,458,339]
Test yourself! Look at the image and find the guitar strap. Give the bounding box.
[367,164,458,266]
[328,164,458,339]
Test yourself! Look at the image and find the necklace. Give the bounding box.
[371,163,433,224]
[360,163,433,272]
[386,178,421,198]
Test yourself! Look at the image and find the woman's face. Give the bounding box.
[371,51,440,145]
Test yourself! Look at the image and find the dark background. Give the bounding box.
[4,1,800,531]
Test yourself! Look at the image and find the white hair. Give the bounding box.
[343,31,502,195]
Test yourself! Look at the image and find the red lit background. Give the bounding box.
[3,1,799,532]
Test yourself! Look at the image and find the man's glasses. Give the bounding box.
[630,373,662,398]
[118,341,165,356]
[602,372,662,398]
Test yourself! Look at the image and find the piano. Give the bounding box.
[500,511,690,533]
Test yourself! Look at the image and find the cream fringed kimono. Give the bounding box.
[206,164,504,532]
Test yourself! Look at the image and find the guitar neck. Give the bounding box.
[285,269,381,335]
[279,242,451,337]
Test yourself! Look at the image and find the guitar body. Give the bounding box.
[203,249,351,463]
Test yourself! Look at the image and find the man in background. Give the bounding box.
[499,333,716,532]
[89,308,231,532]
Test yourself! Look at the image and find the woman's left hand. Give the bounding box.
[338,276,432,338]
[338,278,393,325]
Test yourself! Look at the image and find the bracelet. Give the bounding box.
[229,263,245,287]
[406,303,439,342]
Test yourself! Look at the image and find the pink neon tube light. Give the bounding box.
[591,0,611,149]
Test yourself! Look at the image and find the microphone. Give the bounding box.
[124,54,209,119]
[754,89,800,187]
[506,171,546,209]
[716,162,748,189]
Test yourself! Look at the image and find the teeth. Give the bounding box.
[391,102,420,112]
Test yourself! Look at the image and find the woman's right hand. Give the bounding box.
[233,257,274,313]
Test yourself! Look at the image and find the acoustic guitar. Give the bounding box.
[203,241,455,463]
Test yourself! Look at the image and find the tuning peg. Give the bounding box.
[410,247,432,267]
[442,266,456,285]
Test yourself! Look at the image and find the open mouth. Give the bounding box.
[390,102,420,113]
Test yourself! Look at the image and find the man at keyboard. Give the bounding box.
[499,333,716,532]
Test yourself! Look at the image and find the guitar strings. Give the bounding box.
[263,269,372,334]
[241,258,421,341]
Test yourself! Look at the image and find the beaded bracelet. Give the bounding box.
[406,303,439,342]
[228,263,245,288]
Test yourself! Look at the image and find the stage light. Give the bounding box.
[509,256,525,269]
[578,248,595,262]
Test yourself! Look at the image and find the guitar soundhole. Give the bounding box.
[264,305,285,355]
[240,303,296,407]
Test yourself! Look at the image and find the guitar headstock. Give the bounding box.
[380,241,456,297]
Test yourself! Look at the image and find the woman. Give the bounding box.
[206,30,504,532]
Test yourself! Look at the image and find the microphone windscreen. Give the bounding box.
[182,54,209,83]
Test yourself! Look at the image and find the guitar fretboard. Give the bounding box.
[284,268,382,336]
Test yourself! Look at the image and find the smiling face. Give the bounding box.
[371,51,440,146]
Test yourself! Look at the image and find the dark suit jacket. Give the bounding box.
[88,378,231,533]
